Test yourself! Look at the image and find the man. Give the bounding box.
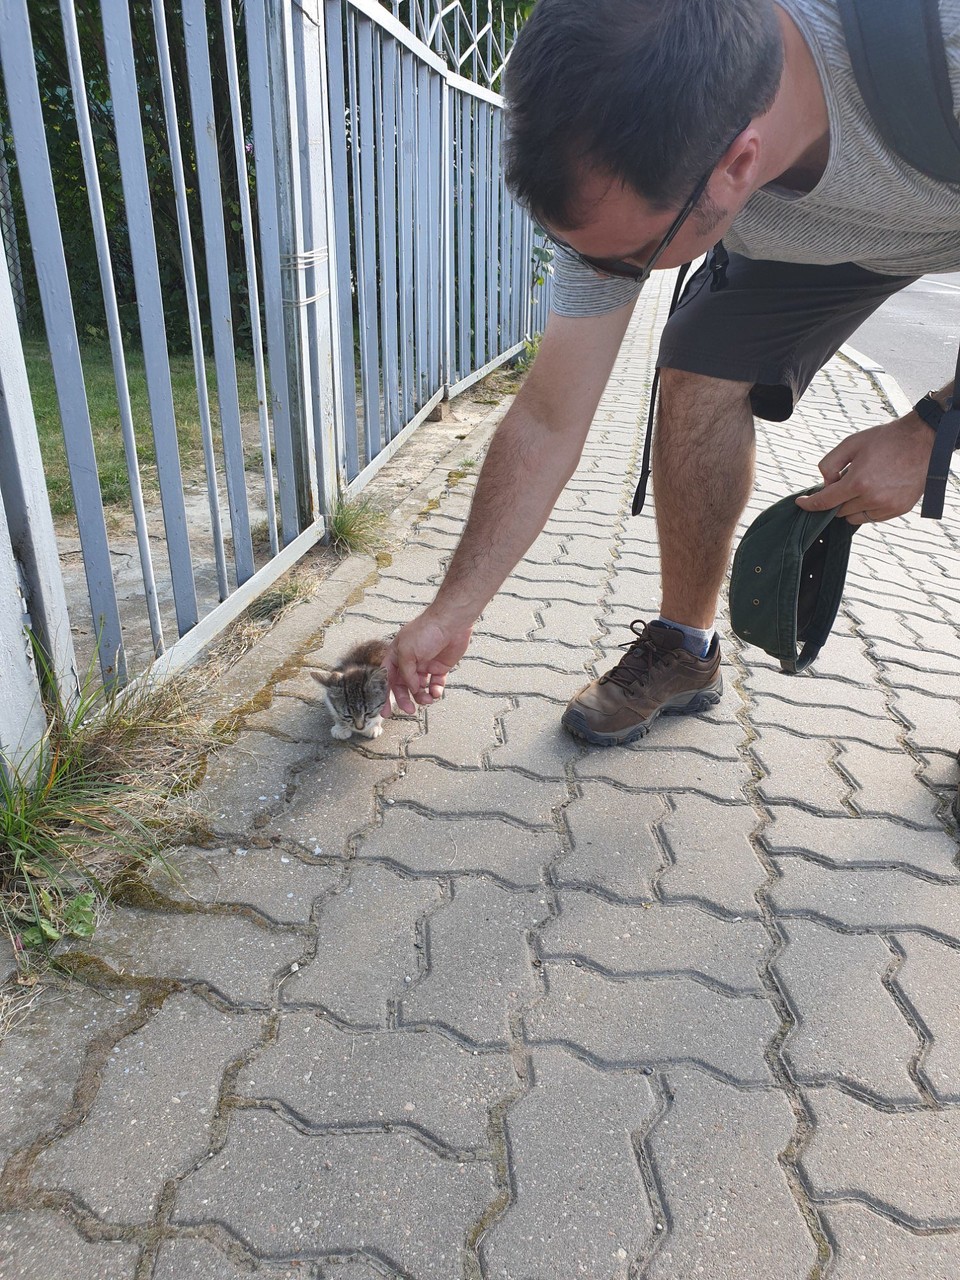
[385,0,960,751]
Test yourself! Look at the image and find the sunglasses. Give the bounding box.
[549,124,749,283]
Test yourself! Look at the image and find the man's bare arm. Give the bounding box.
[386,301,636,711]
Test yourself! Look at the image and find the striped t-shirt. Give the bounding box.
[549,0,960,318]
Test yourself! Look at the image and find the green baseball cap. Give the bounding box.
[728,486,857,674]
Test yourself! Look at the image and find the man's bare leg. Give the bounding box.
[654,367,756,628]
[561,366,753,744]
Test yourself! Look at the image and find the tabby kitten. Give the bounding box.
[312,638,391,740]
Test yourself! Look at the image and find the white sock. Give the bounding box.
[655,616,715,659]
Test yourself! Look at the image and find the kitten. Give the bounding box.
[312,638,391,740]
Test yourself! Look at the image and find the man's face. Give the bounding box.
[546,165,739,280]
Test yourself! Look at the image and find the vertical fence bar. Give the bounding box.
[474,99,487,368]
[325,0,361,483]
[488,105,499,359]
[0,120,25,328]
[220,0,279,557]
[378,34,401,440]
[0,236,78,715]
[458,92,471,381]
[101,0,201,638]
[427,70,441,394]
[398,47,416,426]
[61,0,165,657]
[417,60,432,404]
[181,0,255,585]
[246,0,304,544]
[152,0,230,604]
[290,0,339,520]
[353,13,382,462]
[441,76,452,393]
[272,0,322,525]
[0,0,125,686]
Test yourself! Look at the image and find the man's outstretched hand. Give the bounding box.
[384,613,474,715]
[795,417,934,525]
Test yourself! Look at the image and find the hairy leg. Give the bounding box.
[654,367,756,628]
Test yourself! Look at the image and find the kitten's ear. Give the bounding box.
[312,669,341,688]
[366,669,389,700]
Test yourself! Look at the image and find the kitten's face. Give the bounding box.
[314,666,388,734]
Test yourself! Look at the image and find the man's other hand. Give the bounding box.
[794,416,935,525]
[384,613,474,715]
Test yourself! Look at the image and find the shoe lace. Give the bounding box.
[601,619,665,691]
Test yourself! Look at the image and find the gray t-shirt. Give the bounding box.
[549,0,960,317]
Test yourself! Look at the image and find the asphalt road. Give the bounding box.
[849,271,960,404]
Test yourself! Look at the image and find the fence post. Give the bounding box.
[289,0,341,519]
[0,258,78,771]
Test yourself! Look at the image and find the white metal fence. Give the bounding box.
[0,0,549,770]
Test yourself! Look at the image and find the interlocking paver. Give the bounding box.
[481,1048,658,1278]
[838,740,944,823]
[266,750,402,856]
[283,863,441,1023]
[158,845,342,923]
[749,691,903,747]
[405,687,508,766]
[172,1111,495,1276]
[33,994,258,1222]
[490,695,587,777]
[542,894,768,992]
[0,1211,139,1280]
[823,1203,960,1279]
[561,780,663,898]
[893,933,960,1100]
[769,858,960,940]
[240,1012,516,1149]
[356,807,557,884]
[762,806,959,875]
[384,758,565,824]
[153,1238,271,1279]
[83,907,305,1005]
[658,794,766,915]
[643,1069,816,1279]
[889,684,960,755]
[400,879,548,1045]
[753,728,849,813]
[0,982,134,1166]
[773,919,919,1101]
[454,654,588,700]
[528,963,778,1080]
[200,731,316,836]
[801,1087,960,1225]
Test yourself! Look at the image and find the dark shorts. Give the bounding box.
[657,252,918,421]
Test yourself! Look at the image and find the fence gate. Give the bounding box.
[0,0,550,763]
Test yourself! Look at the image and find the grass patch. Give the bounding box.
[23,339,260,517]
[327,495,388,556]
[1,652,226,974]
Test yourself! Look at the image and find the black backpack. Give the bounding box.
[632,0,960,520]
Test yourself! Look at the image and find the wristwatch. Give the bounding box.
[914,390,958,441]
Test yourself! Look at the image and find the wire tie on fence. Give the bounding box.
[279,249,329,270]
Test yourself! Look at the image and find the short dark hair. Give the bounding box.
[503,0,784,227]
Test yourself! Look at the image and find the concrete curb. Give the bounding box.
[839,342,913,419]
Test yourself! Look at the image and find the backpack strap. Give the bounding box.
[838,0,960,517]
[837,0,960,185]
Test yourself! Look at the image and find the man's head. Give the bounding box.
[504,0,784,256]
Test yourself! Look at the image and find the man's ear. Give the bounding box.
[717,127,761,197]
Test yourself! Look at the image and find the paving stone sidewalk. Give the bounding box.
[3,272,960,1279]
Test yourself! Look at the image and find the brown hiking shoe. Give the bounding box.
[562,620,723,746]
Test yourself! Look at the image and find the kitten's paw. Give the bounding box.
[362,721,384,739]
[330,722,353,740]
